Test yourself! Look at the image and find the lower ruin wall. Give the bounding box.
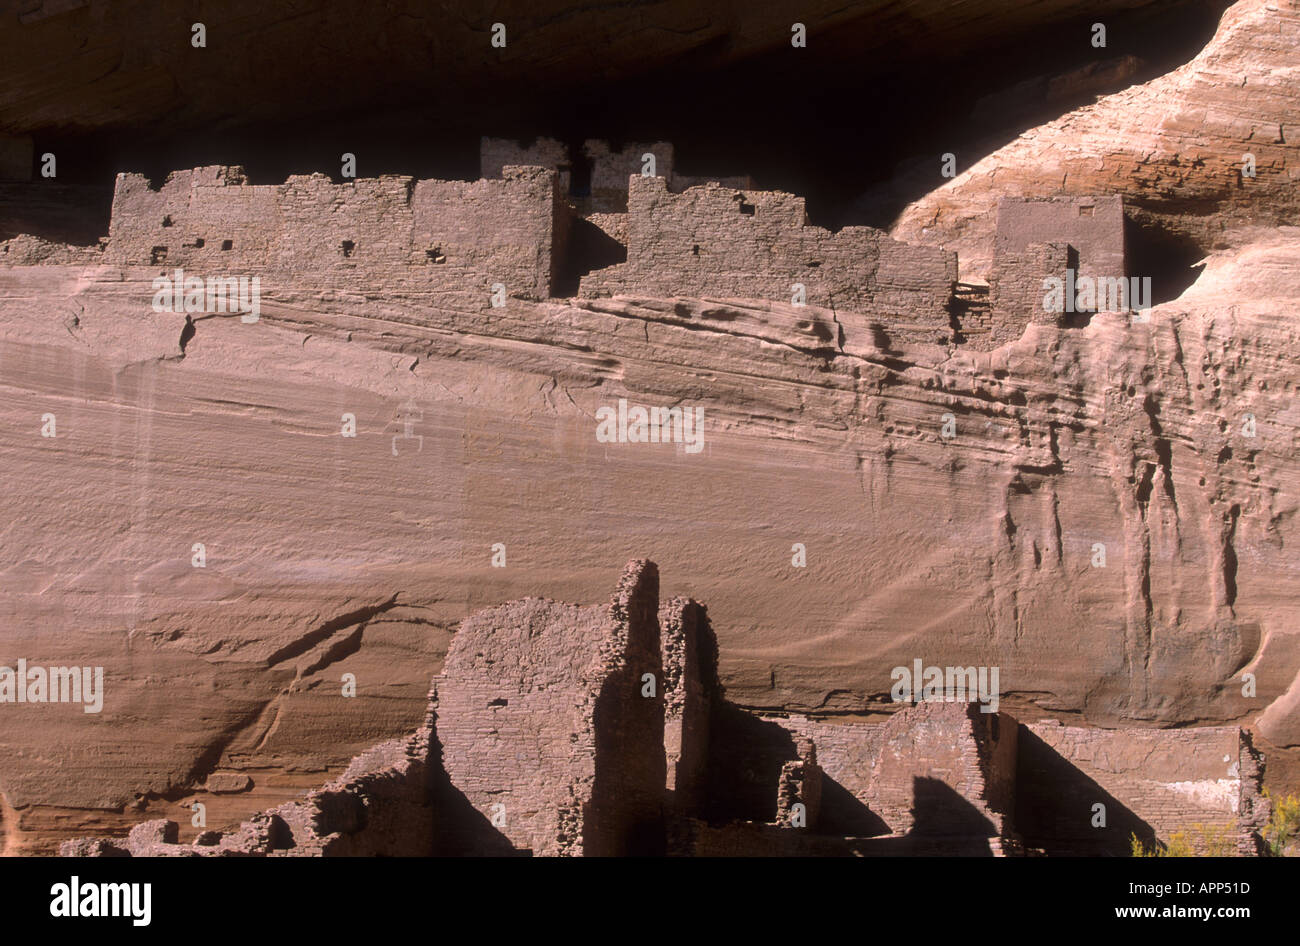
[1017,720,1268,855]
[578,176,958,345]
[61,560,1270,857]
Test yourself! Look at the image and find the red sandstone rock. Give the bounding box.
[2,0,1296,858]
[58,561,1271,857]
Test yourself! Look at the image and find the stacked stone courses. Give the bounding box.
[62,561,1268,858]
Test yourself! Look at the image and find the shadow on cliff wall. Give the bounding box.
[12,2,1233,238]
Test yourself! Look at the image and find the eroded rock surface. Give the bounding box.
[0,0,1296,855]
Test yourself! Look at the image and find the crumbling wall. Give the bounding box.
[775,739,822,829]
[584,560,667,854]
[768,715,886,836]
[103,164,561,300]
[481,136,570,191]
[433,560,664,856]
[776,703,1016,840]
[583,139,673,210]
[659,596,718,816]
[60,722,436,857]
[483,136,751,205]
[0,233,101,265]
[1016,721,1266,855]
[850,703,1016,838]
[988,241,1070,331]
[580,176,955,337]
[431,597,608,855]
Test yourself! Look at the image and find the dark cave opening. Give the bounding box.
[6,1,1233,245]
[1124,216,1207,306]
[567,140,594,198]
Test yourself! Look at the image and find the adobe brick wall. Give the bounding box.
[584,139,673,211]
[481,136,570,192]
[1017,720,1266,855]
[988,241,1071,329]
[432,560,664,856]
[579,175,956,338]
[993,195,1125,280]
[103,164,563,301]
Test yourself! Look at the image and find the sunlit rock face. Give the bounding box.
[0,0,1296,854]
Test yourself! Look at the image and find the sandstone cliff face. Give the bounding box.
[56,561,1268,857]
[0,0,1297,854]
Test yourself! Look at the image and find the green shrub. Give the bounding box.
[1263,788,1300,857]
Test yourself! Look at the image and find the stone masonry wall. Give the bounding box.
[988,241,1071,330]
[481,136,571,192]
[432,559,664,856]
[579,175,956,338]
[583,560,667,855]
[103,164,563,301]
[778,702,1017,840]
[430,596,609,855]
[584,140,673,209]
[855,702,1016,838]
[993,195,1125,280]
[1017,720,1266,855]
[659,596,717,816]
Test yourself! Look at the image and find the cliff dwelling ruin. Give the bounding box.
[0,0,1297,869]
[57,561,1272,857]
